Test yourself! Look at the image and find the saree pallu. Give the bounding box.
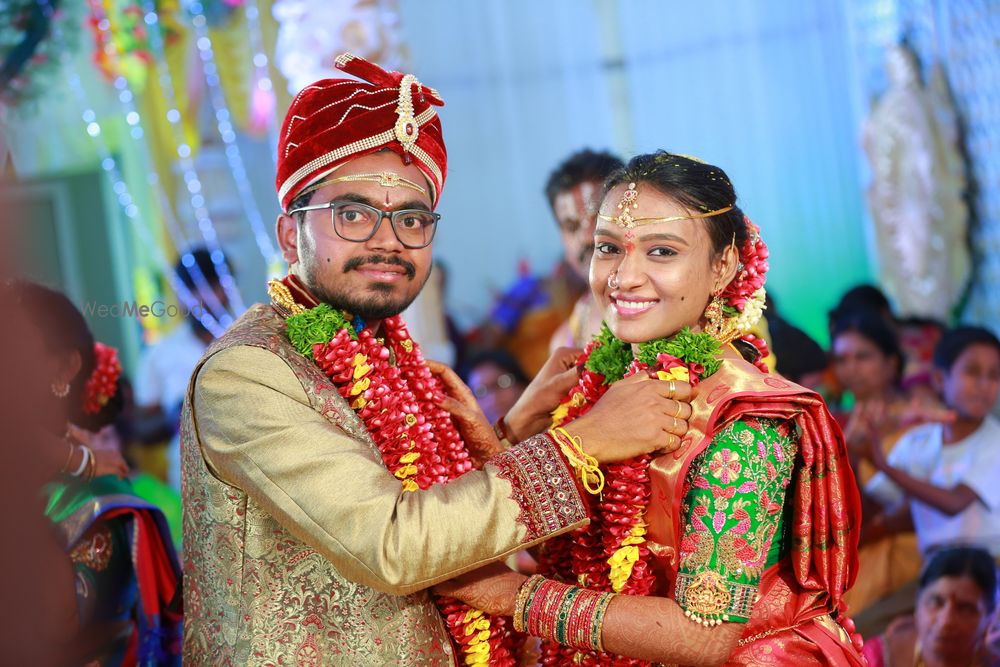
[46,475,182,666]
[721,565,864,665]
[647,357,866,665]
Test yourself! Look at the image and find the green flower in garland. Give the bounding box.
[286,304,354,358]
[585,323,633,382]
[637,327,723,379]
[584,324,723,383]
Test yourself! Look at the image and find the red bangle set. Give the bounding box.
[513,575,613,652]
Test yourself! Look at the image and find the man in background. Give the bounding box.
[472,149,623,376]
[545,149,623,351]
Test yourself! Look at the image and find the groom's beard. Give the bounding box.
[304,253,426,320]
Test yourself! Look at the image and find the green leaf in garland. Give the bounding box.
[637,327,723,379]
[286,304,354,358]
[584,323,633,383]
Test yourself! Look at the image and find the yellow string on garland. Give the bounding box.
[549,427,605,495]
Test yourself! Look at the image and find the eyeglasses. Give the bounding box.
[288,200,440,249]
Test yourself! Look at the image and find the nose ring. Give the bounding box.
[608,270,620,290]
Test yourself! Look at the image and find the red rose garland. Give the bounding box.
[537,217,769,666]
[278,290,517,666]
[719,217,768,313]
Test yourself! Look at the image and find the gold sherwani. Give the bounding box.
[182,305,588,665]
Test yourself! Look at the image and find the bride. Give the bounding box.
[437,152,866,666]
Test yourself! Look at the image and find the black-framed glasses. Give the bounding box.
[289,200,440,249]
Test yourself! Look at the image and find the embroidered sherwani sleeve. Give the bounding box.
[675,418,797,623]
[191,345,588,596]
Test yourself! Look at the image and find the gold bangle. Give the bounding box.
[591,589,614,652]
[81,445,96,481]
[513,574,545,633]
[62,441,76,473]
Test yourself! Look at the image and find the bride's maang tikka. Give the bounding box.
[599,181,734,229]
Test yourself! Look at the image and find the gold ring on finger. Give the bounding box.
[668,380,676,399]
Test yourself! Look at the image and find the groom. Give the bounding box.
[181,54,691,665]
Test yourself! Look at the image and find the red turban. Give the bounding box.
[276,53,447,212]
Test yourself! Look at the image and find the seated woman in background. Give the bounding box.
[865,326,1000,560]
[831,310,949,618]
[435,152,864,665]
[16,280,182,666]
[862,546,998,667]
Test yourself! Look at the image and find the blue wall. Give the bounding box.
[400,0,874,342]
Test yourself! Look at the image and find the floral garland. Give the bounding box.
[539,216,770,665]
[277,287,518,666]
[83,342,122,415]
[540,326,722,666]
[719,217,770,371]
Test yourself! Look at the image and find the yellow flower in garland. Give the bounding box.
[462,608,493,665]
[550,401,570,425]
[349,353,371,408]
[550,391,586,425]
[608,522,647,592]
[656,366,690,383]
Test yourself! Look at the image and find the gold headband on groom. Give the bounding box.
[296,170,429,200]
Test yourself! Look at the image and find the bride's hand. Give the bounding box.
[432,562,526,617]
[427,360,503,466]
[503,347,582,441]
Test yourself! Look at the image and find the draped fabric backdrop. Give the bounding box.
[400,0,874,342]
[847,0,1000,334]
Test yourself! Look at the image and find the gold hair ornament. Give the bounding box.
[599,181,735,228]
[599,204,735,229]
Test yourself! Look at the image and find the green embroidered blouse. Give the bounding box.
[675,417,798,623]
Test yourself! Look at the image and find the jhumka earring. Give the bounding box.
[703,293,738,344]
[51,381,70,398]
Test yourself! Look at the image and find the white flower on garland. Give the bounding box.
[272,0,410,94]
[734,288,766,334]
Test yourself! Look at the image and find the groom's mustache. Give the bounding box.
[343,255,417,279]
